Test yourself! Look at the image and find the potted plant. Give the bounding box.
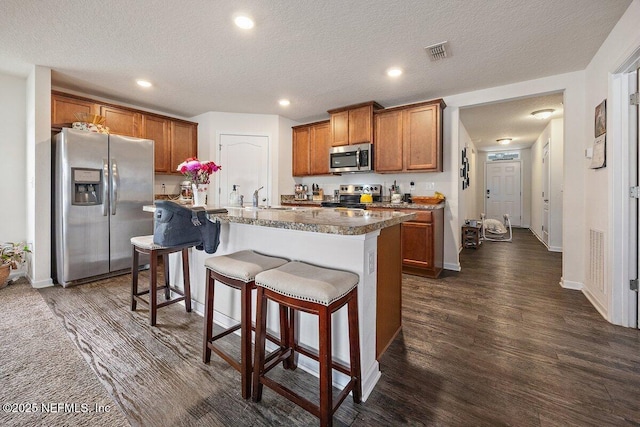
[1,242,30,288]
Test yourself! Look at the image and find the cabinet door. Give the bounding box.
[170,122,197,172]
[401,221,433,268]
[142,115,171,173]
[348,105,373,144]
[52,94,97,126]
[100,106,141,137]
[375,110,403,172]
[310,122,330,175]
[330,110,349,146]
[292,126,311,176]
[403,104,440,171]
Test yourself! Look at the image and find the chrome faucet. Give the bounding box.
[253,186,264,207]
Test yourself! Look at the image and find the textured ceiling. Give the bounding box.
[0,0,631,131]
[460,93,565,152]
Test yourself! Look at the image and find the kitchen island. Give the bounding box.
[162,205,415,400]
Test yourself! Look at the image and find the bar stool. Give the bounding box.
[203,250,289,399]
[130,235,193,326]
[252,261,362,427]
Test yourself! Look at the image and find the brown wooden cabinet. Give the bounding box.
[292,120,330,177]
[99,105,141,137]
[142,115,171,173]
[368,207,444,278]
[375,99,445,173]
[51,91,198,174]
[170,121,198,174]
[51,94,98,127]
[328,101,383,147]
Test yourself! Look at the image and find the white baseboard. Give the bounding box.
[548,246,562,253]
[444,262,461,272]
[560,277,582,290]
[581,286,609,321]
[28,276,53,288]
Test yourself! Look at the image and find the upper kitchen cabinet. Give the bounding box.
[292,120,330,177]
[169,121,198,174]
[51,92,98,128]
[99,105,141,137]
[142,115,171,173]
[51,91,198,174]
[375,99,445,173]
[328,101,383,147]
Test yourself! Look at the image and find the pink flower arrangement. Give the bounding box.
[176,157,221,185]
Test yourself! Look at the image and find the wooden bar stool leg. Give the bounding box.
[318,305,332,427]
[203,270,214,363]
[252,286,268,402]
[348,290,362,403]
[163,253,171,300]
[149,250,158,326]
[131,245,139,311]
[182,248,192,312]
[240,281,252,399]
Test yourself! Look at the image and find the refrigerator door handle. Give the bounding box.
[102,159,109,216]
[111,159,119,215]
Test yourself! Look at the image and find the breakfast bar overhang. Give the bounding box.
[165,206,416,400]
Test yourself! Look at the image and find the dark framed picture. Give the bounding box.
[595,99,606,137]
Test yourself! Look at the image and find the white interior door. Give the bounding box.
[218,134,269,207]
[636,67,640,328]
[485,161,522,226]
[542,144,550,245]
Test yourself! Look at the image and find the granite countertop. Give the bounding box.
[214,207,416,235]
[281,199,445,210]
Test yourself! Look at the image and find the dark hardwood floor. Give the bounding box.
[39,228,640,426]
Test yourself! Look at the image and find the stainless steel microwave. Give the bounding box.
[329,143,373,173]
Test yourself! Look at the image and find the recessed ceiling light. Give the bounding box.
[531,109,555,120]
[387,67,403,77]
[136,79,152,88]
[278,99,290,106]
[234,15,254,29]
[497,138,512,145]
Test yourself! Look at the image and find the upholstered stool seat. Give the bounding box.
[252,261,361,426]
[203,250,289,399]
[130,235,193,326]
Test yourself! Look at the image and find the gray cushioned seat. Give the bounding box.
[255,261,359,306]
[204,250,288,283]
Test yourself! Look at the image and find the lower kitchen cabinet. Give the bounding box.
[369,206,444,278]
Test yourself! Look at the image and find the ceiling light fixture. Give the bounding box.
[497,138,512,145]
[234,15,254,29]
[278,99,290,106]
[136,79,152,88]
[531,109,555,120]
[387,67,403,77]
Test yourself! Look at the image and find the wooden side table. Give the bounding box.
[462,225,482,249]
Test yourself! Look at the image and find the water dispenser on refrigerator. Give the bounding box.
[71,168,102,205]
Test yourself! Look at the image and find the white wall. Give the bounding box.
[191,111,298,207]
[530,118,564,251]
[0,73,27,242]
[26,66,52,287]
[458,122,479,243]
[583,0,640,324]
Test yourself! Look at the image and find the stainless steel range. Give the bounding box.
[321,184,382,209]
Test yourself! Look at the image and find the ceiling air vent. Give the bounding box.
[425,41,450,61]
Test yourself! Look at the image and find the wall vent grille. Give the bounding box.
[589,229,605,292]
[425,41,450,61]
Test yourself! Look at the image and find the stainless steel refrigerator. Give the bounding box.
[53,128,154,287]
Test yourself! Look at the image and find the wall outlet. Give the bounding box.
[426,182,435,190]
